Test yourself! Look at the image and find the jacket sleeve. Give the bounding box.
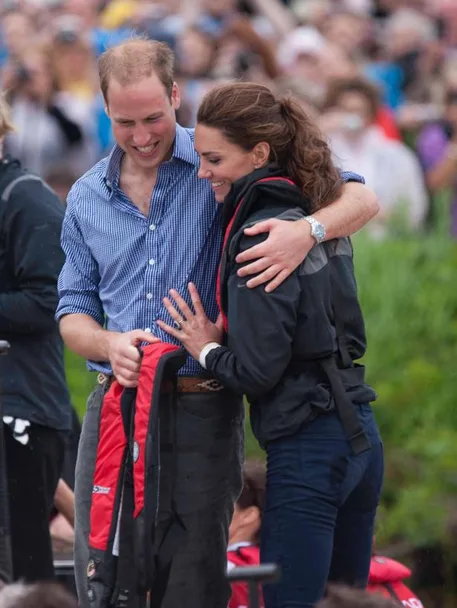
[0,180,65,334]
[205,231,300,397]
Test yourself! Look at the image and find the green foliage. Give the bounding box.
[65,212,457,551]
[353,228,457,548]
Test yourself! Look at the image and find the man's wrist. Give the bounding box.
[302,216,326,244]
[199,342,221,369]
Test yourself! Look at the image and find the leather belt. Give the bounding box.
[97,373,224,393]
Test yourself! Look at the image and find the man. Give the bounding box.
[0,93,71,581]
[56,38,378,608]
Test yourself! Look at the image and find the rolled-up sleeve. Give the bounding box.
[56,189,105,326]
[339,170,365,184]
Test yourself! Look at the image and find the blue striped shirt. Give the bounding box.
[56,124,364,376]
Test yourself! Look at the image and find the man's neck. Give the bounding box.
[121,153,158,183]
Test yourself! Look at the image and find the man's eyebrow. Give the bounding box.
[114,113,163,122]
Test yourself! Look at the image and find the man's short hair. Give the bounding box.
[98,37,175,104]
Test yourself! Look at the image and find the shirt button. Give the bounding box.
[146,293,153,300]
[149,259,155,266]
[144,327,152,333]
[149,224,156,231]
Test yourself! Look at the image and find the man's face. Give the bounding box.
[106,73,180,173]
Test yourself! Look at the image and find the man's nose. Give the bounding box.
[132,126,151,147]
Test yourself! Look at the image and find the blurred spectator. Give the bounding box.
[315,585,400,608]
[2,45,99,177]
[416,87,457,237]
[48,18,99,101]
[44,165,78,204]
[321,11,370,61]
[0,91,72,582]
[321,76,429,237]
[0,582,77,608]
[0,9,36,66]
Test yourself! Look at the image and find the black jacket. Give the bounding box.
[0,156,71,430]
[206,166,376,447]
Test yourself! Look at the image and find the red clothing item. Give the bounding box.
[227,547,423,608]
[368,556,424,607]
[228,544,264,608]
[375,107,402,141]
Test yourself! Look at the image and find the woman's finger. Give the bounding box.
[188,283,206,316]
[163,297,185,325]
[169,289,195,321]
[156,319,181,339]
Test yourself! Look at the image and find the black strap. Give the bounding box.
[113,389,138,608]
[321,241,370,455]
[148,381,187,608]
[319,356,370,455]
[383,583,404,605]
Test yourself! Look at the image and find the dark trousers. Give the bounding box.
[74,384,244,608]
[261,405,384,608]
[5,423,66,582]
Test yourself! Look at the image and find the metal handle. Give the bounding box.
[226,563,280,584]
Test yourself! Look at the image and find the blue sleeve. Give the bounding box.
[339,170,365,184]
[56,188,105,326]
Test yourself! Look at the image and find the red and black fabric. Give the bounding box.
[367,556,424,607]
[216,167,370,456]
[87,343,187,608]
[227,545,264,608]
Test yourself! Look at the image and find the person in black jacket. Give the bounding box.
[157,82,384,608]
[0,93,72,582]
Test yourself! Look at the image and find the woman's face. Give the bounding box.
[195,124,260,203]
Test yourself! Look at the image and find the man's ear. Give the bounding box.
[171,82,181,111]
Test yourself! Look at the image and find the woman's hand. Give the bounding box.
[156,283,223,361]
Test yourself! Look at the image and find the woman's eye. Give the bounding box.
[209,158,220,165]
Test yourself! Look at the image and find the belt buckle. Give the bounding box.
[196,379,224,392]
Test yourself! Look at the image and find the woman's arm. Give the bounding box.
[206,239,300,395]
[158,230,301,396]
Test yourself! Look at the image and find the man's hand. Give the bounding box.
[107,329,160,387]
[236,218,313,292]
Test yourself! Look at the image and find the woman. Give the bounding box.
[157,82,384,608]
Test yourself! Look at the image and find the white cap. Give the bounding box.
[277,26,327,70]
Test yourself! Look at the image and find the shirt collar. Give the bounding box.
[227,541,254,552]
[103,123,199,192]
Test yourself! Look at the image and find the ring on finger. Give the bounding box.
[174,319,184,330]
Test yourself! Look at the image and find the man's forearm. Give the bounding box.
[59,313,115,362]
[313,182,379,240]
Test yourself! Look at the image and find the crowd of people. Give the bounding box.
[0,0,455,606]
[1,0,457,237]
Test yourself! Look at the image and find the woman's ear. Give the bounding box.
[252,142,270,168]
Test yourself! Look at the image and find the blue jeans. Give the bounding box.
[261,405,384,608]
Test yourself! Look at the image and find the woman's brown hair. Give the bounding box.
[197,82,342,212]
